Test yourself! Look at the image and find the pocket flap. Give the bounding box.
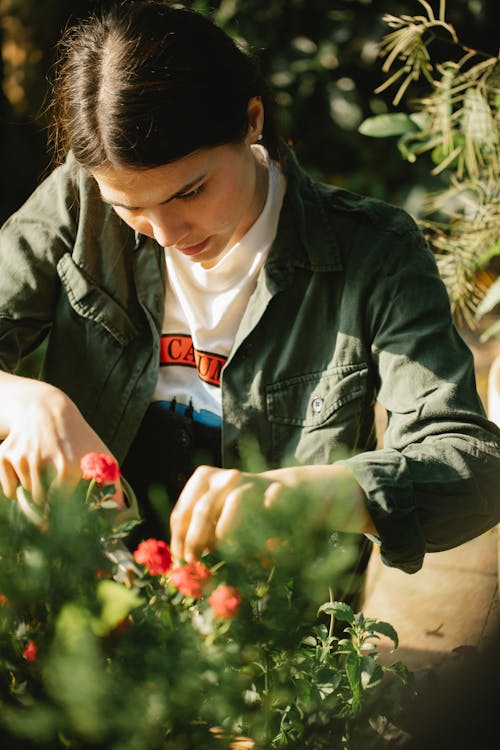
[57,253,139,345]
[266,365,367,427]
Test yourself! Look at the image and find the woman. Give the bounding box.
[0,1,498,575]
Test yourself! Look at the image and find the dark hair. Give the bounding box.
[51,0,282,169]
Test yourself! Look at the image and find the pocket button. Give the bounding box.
[311,396,324,414]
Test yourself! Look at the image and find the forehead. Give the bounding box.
[90,149,207,206]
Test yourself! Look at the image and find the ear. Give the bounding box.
[246,96,265,144]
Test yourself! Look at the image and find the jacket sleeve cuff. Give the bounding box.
[338,449,426,574]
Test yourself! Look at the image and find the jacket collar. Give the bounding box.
[267,144,343,274]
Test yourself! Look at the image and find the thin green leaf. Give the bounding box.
[480,317,500,342]
[476,241,500,267]
[477,276,500,317]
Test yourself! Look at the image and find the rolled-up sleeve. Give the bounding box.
[341,225,500,573]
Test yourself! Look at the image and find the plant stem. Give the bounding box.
[263,645,271,745]
[327,587,335,644]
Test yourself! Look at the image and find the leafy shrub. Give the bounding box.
[0,469,413,749]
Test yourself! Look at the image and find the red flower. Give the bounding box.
[23,640,37,662]
[133,539,173,576]
[169,561,212,598]
[208,585,242,620]
[80,452,121,485]
[0,593,7,606]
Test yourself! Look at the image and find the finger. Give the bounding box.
[40,455,78,506]
[214,486,246,541]
[170,468,212,560]
[13,453,33,497]
[183,493,224,561]
[170,467,241,560]
[29,463,46,506]
[51,452,82,489]
[0,457,19,500]
[263,480,284,509]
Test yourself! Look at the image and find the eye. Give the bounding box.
[178,183,206,201]
[112,205,140,215]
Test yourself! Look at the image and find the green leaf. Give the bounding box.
[92,579,142,636]
[301,635,317,648]
[368,620,399,650]
[318,600,355,624]
[365,662,384,688]
[100,500,119,509]
[409,112,429,129]
[107,518,142,539]
[295,677,313,703]
[385,660,415,686]
[1,704,60,743]
[317,679,342,699]
[46,605,108,740]
[359,113,420,138]
[345,652,362,711]
[359,654,386,690]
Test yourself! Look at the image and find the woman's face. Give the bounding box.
[91,116,268,268]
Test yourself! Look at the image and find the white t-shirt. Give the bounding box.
[152,146,286,427]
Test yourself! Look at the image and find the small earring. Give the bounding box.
[257,133,263,142]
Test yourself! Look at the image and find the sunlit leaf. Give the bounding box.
[359,113,420,138]
[91,579,142,637]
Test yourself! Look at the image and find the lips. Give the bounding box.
[176,238,210,256]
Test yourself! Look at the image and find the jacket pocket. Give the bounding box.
[57,253,139,346]
[266,364,369,464]
[267,365,368,426]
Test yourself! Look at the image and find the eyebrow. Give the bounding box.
[100,173,207,210]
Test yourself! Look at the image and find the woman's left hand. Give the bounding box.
[169,463,375,562]
[169,466,278,562]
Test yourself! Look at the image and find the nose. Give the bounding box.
[148,206,190,248]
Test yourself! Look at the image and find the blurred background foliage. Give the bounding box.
[1,0,497,226]
[1,0,499,354]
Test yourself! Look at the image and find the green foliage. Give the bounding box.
[0,487,413,749]
[359,0,500,331]
[2,1,497,226]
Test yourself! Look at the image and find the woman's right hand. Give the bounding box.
[0,372,124,507]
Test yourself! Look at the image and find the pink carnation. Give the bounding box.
[133,539,173,576]
[80,452,121,485]
[169,561,212,599]
[23,640,37,662]
[208,585,242,620]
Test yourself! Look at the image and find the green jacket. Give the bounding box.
[1,150,499,573]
